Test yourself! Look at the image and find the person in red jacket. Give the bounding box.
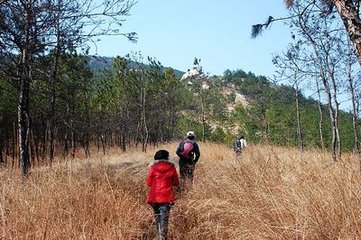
[146,150,180,240]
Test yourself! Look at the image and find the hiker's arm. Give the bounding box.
[172,166,180,186]
[176,142,183,157]
[193,143,200,163]
[146,168,153,187]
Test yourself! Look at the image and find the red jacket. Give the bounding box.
[146,160,180,203]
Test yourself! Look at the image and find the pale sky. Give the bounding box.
[92,0,292,78]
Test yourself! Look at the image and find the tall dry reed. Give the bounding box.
[1,143,361,239]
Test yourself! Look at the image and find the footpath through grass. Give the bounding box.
[1,142,361,239]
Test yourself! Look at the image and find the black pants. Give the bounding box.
[150,203,171,240]
[179,159,195,192]
[179,158,195,182]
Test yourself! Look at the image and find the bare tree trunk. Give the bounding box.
[328,59,342,161]
[201,100,206,142]
[0,127,3,165]
[46,117,55,166]
[29,128,35,166]
[12,121,17,166]
[83,137,90,158]
[335,107,341,161]
[315,54,338,162]
[295,78,303,151]
[34,133,40,165]
[325,84,338,163]
[141,81,149,153]
[120,110,127,152]
[100,134,106,155]
[316,80,325,150]
[18,69,31,176]
[63,130,69,159]
[70,119,75,159]
[47,0,63,165]
[18,2,34,176]
[347,53,360,153]
[121,134,126,151]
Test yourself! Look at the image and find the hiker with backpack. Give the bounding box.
[176,131,200,187]
[234,135,247,156]
[146,150,180,240]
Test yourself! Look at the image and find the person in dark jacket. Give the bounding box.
[234,135,247,155]
[146,150,180,240]
[176,131,200,188]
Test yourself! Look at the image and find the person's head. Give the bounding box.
[186,131,195,140]
[154,150,169,161]
[236,135,241,140]
[240,135,244,139]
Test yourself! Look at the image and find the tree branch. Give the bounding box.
[251,15,298,38]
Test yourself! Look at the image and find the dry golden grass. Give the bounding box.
[1,142,361,239]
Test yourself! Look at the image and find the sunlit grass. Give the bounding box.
[1,142,361,239]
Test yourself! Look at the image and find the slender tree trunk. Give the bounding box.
[29,128,35,166]
[197,86,206,142]
[0,127,3,165]
[347,53,360,153]
[201,99,206,142]
[170,101,177,139]
[18,69,31,175]
[46,91,55,160]
[63,130,69,159]
[324,82,338,162]
[5,135,9,166]
[100,134,106,154]
[316,60,337,162]
[329,62,341,161]
[316,81,325,150]
[46,116,54,166]
[83,137,90,158]
[70,119,75,159]
[287,128,290,146]
[120,110,127,152]
[34,133,40,165]
[47,1,63,165]
[121,132,126,152]
[12,121,17,164]
[141,82,149,152]
[63,104,70,158]
[0,146,3,165]
[335,108,341,161]
[18,2,35,176]
[0,117,3,165]
[295,78,303,151]
[356,91,361,172]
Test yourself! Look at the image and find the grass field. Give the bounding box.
[1,142,361,239]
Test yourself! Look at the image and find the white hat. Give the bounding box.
[186,131,195,137]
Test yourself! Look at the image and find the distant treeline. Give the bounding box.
[1,53,358,170]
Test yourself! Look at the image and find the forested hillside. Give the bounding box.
[89,56,356,154]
